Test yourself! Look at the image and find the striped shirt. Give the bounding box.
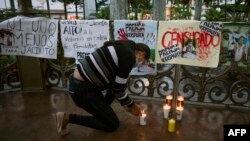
[76,44,136,107]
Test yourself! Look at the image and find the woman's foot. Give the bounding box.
[56,112,70,136]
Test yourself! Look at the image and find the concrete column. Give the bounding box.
[153,0,166,20]
[15,0,45,92]
[110,0,128,20]
[17,56,45,92]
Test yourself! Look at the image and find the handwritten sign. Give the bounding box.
[114,20,158,75]
[156,20,222,68]
[60,20,109,63]
[0,16,58,59]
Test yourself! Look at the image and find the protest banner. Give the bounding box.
[156,20,223,68]
[114,20,158,75]
[221,23,250,65]
[0,16,58,59]
[60,20,109,63]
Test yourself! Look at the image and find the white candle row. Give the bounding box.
[163,95,185,120]
[163,104,171,119]
[140,110,147,126]
[139,95,184,126]
[177,96,184,107]
[176,106,184,120]
[166,95,184,107]
[163,104,184,120]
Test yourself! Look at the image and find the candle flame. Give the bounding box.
[141,110,144,114]
[166,95,173,100]
[177,96,184,101]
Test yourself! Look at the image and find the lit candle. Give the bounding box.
[168,118,176,132]
[140,110,147,125]
[176,106,184,120]
[163,104,171,119]
[166,95,173,106]
[177,96,184,107]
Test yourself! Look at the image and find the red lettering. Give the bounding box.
[193,32,200,40]
[162,31,184,48]
[161,31,171,48]
[211,35,221,47]
[161,31,221,51]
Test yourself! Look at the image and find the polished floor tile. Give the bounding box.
[0,89,250,141]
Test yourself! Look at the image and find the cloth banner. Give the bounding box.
[60,20,109,63]
[114,20,158,75]
[0,16,58,59]
[156,20,223,68]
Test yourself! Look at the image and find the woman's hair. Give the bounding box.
[103,40,151,60]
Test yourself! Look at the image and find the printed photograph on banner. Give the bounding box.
[221,23,250,70]
[227,34,249,62]
[114,20,158,75]
[0,16,58,59]
[156,20,223,68]
[182,38,197,59]
[60,20,109,62]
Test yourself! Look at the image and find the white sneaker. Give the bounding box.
[56,112,70,136]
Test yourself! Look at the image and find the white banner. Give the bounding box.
[0,16,58,59]
[114,20,158,75]
[156,20,223,68]
[60,20,109,62]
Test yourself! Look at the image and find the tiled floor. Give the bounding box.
[0,89,250,141]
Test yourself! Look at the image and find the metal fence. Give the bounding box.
[1,53,250,110]
[1,22,250,111]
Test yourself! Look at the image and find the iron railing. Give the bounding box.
[1,23,249,110]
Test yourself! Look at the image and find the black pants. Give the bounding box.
[68,75,119,132]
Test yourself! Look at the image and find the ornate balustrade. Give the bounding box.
[1,25,249,110]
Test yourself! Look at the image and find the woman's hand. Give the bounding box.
[126,102,143,117]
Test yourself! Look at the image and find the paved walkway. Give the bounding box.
[0,89,250,141]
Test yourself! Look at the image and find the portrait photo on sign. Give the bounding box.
[181,38,197,60]
[227,34,249,62]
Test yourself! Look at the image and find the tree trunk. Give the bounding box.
[153,0,166,20]
[17,0,33,15]
[110,0,128,20]
[63,0,68,19]
[10,0,16,12]
[194,0,202,20]
[75,0,78,19]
